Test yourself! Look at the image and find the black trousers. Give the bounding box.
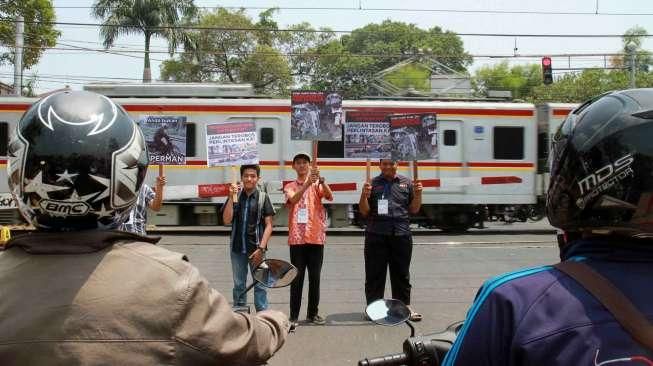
[289,244,324,320]
[364,232,413,305]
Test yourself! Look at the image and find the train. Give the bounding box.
[0,83,578,231]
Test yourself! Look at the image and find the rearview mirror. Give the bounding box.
[365,299,411,326]
[252,259,297,288]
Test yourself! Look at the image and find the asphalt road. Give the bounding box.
[158,226,559,366]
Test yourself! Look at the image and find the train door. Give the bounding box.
[434,120,464,193]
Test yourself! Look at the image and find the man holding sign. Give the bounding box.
[359,159,423,321]
[284,153,334,327]
[120,166,166,236]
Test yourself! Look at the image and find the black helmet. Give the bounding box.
[7,90,148,231]
[547,88,653,237]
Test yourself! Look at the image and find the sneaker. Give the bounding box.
[307,314,326,325]
[289,318,299,329]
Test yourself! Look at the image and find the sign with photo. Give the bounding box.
[344,111,391,159]
[291,91,343,141]
[388,113,438,161]
[138,115,186,165]
[206,121,258,167]
[0,193,17,210]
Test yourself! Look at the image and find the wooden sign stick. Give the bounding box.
[366,158,371,183]
[312,140,318,169]
[231,165,238,202]
[413,160,419,182]
[158,164,164,177]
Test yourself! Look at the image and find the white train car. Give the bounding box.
[0,84,546,230]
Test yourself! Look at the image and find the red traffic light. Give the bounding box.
[542,57,552,67]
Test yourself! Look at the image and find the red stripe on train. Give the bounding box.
[467,162,534,168]
[481,176,523,184]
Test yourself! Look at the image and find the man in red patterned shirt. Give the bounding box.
[284,153,334,327]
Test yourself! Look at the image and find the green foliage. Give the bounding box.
[611,25,652,72]
[0,0,59,69]
[473,61,542,99]
[383,64,431,92]
[91,0,197,81]
[161,7,293,95]
[309,40,376,98]
[241,45,292,95]
[530,69,653,103]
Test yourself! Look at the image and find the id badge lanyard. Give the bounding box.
[378,182,390,216]
[297,183,309,224]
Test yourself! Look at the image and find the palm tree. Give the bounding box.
[92,0,197,82]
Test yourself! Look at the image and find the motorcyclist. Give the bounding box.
[0,91,289,365]
[443,89,653,365]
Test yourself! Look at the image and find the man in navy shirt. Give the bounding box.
[444,89,653,365]
[359,159,423,321]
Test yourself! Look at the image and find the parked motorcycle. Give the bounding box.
[358,299,462,366]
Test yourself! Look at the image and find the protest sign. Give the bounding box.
[344,111,391,159]
[388,113,438,161]
[291,91,343,141]
[0,193,17,210]
[138,115,186,165]
[206,121,258,167]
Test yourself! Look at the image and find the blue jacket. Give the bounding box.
[443,238,653,365]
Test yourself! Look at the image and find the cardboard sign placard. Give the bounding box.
[138,115,187,165]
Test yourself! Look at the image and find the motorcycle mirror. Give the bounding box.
[365,299,411,326]
[252,259,298,288]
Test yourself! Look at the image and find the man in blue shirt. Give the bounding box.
[359,159,423,321]
[444,89,653,365]
[222,165,275,312]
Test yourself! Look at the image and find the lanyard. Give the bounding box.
[382,180,392,200]
[241,195,249,254]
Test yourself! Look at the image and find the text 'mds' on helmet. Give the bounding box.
[547,88,653,237]
[7,90,148,231]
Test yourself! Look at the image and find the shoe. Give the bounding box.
[289,318,299,329]
[307,314,326,325]
[407,306,423,322]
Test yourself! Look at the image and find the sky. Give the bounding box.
[2,0,653,93]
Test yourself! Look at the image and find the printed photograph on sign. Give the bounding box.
[344,111,391,159]
[388,113,438,161]
[291,91,343,141]
[206,121,258,167]
[137,115,186,165]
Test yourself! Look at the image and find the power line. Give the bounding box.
[46,4,653,16]
[1,18,650,38]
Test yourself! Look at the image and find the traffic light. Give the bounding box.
[542,57,553,85]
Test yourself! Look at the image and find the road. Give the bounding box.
[158,227,559,365]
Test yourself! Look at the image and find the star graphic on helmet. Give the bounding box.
[93,203,113,218]
[56,170,78,184]
[23,170,70,199]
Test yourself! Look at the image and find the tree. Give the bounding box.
[0,0,59,69]
[91,0,197,82]
[275,22,336,86]
[311,20,472,98]
[610,26,652,72]
[473,61,542,100]
[160,7,293,95]
[310,40,377,98]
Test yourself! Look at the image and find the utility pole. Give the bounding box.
[626,42,637,89]
[13,15,24,96]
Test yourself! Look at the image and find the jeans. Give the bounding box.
[289,244,324,320]
[231,250,268,312]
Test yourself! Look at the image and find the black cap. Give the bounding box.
[292,152,311,163]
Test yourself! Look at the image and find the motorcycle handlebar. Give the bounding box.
[358,352,408,366]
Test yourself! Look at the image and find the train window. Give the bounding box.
[186,123,196,157]
[260,128,274,144]
[444,130,457,146]
[493,127,524,160]
[0,122,7,156]
[317,126,344,158]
